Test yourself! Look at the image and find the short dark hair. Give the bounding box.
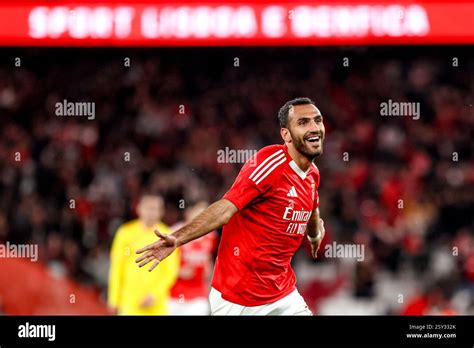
[278,97,316,128]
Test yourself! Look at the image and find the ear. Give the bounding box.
[280,128,292,143]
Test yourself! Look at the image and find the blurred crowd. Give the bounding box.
[0,47,472,315]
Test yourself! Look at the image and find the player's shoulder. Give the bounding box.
[118,219,139,231]
[250,144,288,168]
[309,162,321,185]
[254,144,287,159]
[310,162,320,174]
[246,144,288,185]
[114,220,139,240]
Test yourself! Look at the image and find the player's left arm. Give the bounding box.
[306,207,325,259]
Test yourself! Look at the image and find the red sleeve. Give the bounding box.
[313,190,320,210]
[312,165,321,211]
[223,146,286,210]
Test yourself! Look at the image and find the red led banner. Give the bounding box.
[0,2,472,46]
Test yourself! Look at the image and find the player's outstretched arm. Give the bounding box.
[135,199,237,271]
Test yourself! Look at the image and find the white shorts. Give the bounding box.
[209,287,312,316]
[169,297,210,315]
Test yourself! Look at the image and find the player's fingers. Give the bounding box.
[148,260,160,272]
[319,219,326,238]
[155,229,170,243]
[135,251,153,263]
[313,243,321,259]
[138,255,154,268]
[136,242,159,254]
[154,229,164,238]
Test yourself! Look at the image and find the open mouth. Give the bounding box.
[306,135,321,143]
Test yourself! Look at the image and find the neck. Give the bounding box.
[141,221,157,229]
[286,144,312,172]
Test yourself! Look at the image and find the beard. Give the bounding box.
[289,129,323,160]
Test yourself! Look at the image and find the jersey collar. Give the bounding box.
[289,160,310,180]
[283,145,311,180]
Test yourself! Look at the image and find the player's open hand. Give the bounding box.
[310,218,325,259]
[135,229,178,272]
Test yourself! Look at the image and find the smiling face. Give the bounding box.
[281,103,325,160]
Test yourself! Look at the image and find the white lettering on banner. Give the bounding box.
[262,6,286,37]
[29,6,134,38]
[141,6,257,38]
[27,4,430,40]
[291,5,429,38]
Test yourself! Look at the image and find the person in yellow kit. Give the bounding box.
[108,194,180,315]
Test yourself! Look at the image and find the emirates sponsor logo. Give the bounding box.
[283,207,311,222]
[283,203,311,235]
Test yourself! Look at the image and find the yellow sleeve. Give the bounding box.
[108,226,129,309]
[154,224,180,291]
[157,246,180,291]
[139,224,181,315]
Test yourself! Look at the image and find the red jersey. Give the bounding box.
[212,144,320,306]
[170,222,217,300]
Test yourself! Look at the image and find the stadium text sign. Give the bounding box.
[0,2,472,45]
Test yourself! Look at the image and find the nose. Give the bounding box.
[310,119,321,133]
